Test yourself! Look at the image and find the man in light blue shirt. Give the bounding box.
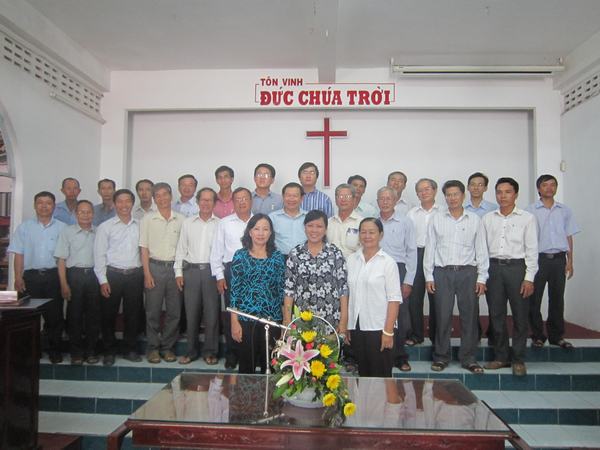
[252,163,283,215]
[269,182,307,255]
[8,191,66,363]
[54,177,81,225]
[526,174,580,349]
[348,175,378,218]
[465,172,497,217]
[173,174,199,217]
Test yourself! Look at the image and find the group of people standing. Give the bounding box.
[8,162,578,379]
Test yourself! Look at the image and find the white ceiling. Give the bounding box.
[23,0,600,74]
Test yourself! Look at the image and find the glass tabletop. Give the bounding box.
[130,373,510,434]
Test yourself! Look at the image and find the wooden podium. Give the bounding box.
[0,299,49,450]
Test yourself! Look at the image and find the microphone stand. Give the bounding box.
[226,307,287,376]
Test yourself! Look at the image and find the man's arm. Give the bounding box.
[57,258,71,301]
[140,247,155,289]
[566,235,574,279]
[13,253,25,292]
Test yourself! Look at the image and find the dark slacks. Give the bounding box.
[66,267,101,358]
[408,247,436,343]
[222,263,237,361]
[23,268,63,355]
[530,253,567,344]
[237,320,281,374]
[352,318,394,378]
[145,260,181,353]
[102,267,144,355]
[394,262,409,365]
[487,259,529,363]
[183,263,220,359]
[432,266,479,366]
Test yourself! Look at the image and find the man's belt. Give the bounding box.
[149,258,175,267]
[436,265,474,271]
[489,258,525,266]
[539,252,566,259]
[107,266,141,275]
[183,261,211,270]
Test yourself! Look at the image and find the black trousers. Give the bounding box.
[352,318,394,378]
[222,263,237,360]
[530,253,567,344]
[23,268,63,354]
[487,259,529,363]
[237,320,281,374]
[408,247,436,343]
[101,267,144,355]
[66,267,101,357]
[394,262,409,364]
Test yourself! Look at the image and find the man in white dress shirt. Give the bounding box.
[175,188,220,365]
[424,180,488,373]
[482,177,538,376]
[406,178,442,346]
[209,187,253,369]
[387,171,412,216]
[173,174,199,218]
[94,189,143,366]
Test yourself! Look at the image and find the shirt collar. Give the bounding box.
[494,206,523,217]
[191,213,218,223]
[534,199,562,209]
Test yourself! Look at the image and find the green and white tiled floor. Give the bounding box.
[38,338,600,449]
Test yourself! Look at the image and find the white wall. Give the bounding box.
[0,60,102,224]
[561,94,600,331]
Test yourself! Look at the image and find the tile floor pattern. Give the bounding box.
[38,338,600,449]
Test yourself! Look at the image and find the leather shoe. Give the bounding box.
[123,352,142,362]
[512,362,527,376]
[49,352,63,364]
[484,360,511,370]
[103,354,115,366]
[224,354,238,369]
[71,356,84,366]
[86,355,100,365]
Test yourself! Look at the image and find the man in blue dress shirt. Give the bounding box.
[8,191,66,363]
[465,172,497,217]
[54,177,81,225]
[298,162,333,217]
[526,174,580,349]
[251,163,283,215]
[93,178,117,226]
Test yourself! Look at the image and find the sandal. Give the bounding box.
[464,363,484,374]
[555,339,574,350]
[405,339,417,346]
[399,362,412,372]
[532,339,545,348]
[178,355,192,365]
[431,361,447,372]
[203,355,218,365]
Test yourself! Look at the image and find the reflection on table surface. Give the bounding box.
[131,373,509,433]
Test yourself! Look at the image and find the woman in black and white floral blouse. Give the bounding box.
[283,209,349,335]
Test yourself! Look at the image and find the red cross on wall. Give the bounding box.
[306,118,347,187]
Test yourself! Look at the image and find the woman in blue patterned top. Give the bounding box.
[230,213,285,374]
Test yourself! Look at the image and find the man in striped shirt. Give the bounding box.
[424,180,489,374]
[298,162,333,217]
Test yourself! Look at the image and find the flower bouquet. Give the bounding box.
[271,309,356,425]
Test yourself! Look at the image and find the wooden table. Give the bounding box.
[108,373,531,450]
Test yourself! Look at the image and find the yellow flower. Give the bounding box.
[343,402,356,416]
[301,330,317,343]
[319,344,333,358]
[300,310,313,321]
[322,392,336,407]
[310,359,326,379]
[326,374,341,390]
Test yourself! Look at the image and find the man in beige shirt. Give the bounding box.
[140,182,185,363]
[327,183,363,258]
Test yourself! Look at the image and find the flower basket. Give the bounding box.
[271,309,356,424]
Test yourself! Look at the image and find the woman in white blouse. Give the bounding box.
[346,218,402,377]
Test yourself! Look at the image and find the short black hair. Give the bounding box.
[215,165,234,178]
[536,174,558,189]
[347,175,367,187]
[135,179,154,191]
[359,217,383,233]
[303,209,328,242]
[241,213,277,257]
[442,180,465,194]
[281,182,305,196]
[113,188,135,203]
[298,162,319,179]
[468,172,489,186]
[495,177,519,194]
[387,171,407,183]
[178,174,198,187]
[97,178,116,190]
[196,187,217,203]
[34,191,55,203]
[76,199,94,210]
[232,186,252,200]
[152,182,172,197]
[61,177,80,188]
[254,163,276,178]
